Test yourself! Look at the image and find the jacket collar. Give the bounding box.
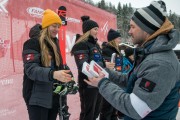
[142,18,174,46]
[88,35,98,44]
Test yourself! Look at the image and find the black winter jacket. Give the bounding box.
[102,43,121,61]
[22,24,63,108]
[71,36,105,88]
[102,43,123,72]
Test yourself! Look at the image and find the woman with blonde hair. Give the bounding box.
[101,28,123,120]
[102,29,122,71]
[71,16,105,120]
[22,9,72,120]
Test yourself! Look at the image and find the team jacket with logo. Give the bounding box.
[22,25,64,108]
[71,35,105,88]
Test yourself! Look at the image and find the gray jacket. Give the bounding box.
[98,29,180,119]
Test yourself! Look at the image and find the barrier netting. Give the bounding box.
[0,0,116,119]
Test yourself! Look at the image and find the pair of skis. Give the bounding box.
[57,6,78,120]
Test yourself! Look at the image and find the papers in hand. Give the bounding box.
[82,61,109,78]
[82,62,94,78]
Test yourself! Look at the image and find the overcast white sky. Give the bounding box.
[93,0,180,15]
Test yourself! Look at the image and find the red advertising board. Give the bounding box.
[0,0,116,119]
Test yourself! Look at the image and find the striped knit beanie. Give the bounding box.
[132,1,167,34]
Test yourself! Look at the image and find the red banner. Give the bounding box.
[0,0,116,119]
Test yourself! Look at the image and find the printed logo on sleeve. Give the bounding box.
[139,78,156,92]
[93,49,98,53]
[77,54,85,60]
[25,54,34,61]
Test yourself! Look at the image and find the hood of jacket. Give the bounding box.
[29,24,42,39]
[142,18,180,54]
[144,29,180,54]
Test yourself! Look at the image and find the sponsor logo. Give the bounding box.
[25,54,34,61]
[101,21,109,35]
[0,38,10,49]
[0,0,8,13]
[0,108,15,117]
[26,7,44,18]
[0,78,13,86]
[78,54,85,60]
[93,49,98,53]
[66,17,80,23]
[0,38,10,58]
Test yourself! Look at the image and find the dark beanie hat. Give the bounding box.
[132,1,167,34]
[81,16,99,33]
[107,29,121,42]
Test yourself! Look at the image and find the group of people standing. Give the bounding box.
[71,15,134,120]
[22,0,180,120]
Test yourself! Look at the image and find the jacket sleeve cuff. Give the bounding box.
[98,78,108,87]
[49,70,55,81]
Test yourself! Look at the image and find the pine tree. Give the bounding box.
[87,0,180,42]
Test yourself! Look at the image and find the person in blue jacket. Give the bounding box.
[122,46,134,74]
[85,1,180,120]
